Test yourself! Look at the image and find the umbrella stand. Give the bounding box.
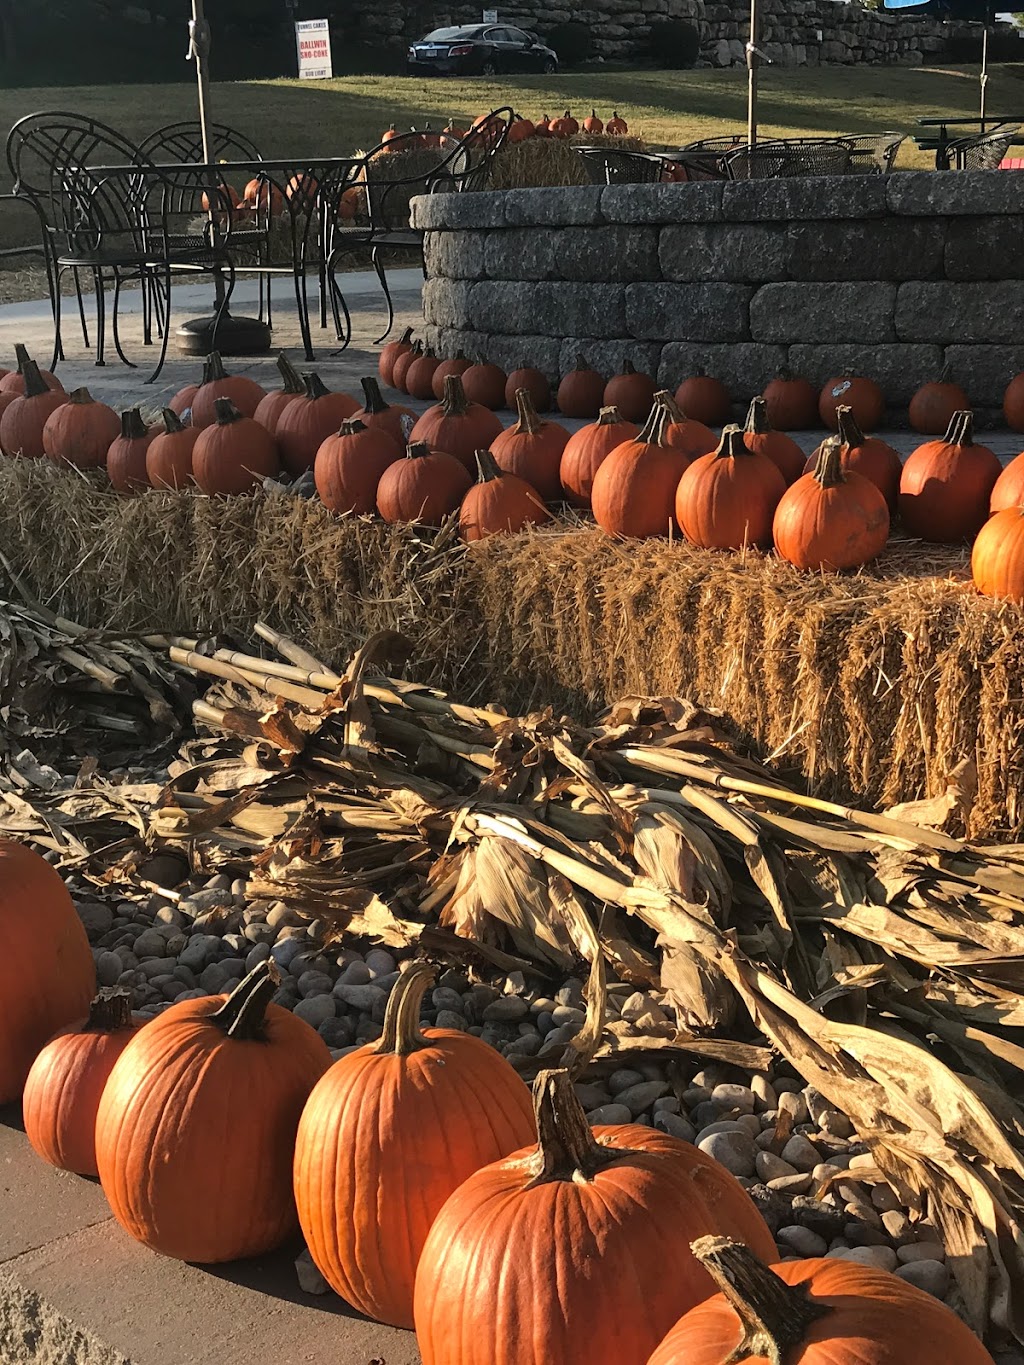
[175,0,271,357]
[747,0,759,148]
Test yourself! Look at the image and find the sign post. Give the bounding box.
[295,18,333,80]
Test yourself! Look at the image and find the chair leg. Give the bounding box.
[50,266,65,373]
[146,268,173,384]
[295,266,314,362]
[94,269,106,367]
[371,247,394,345]
[209,261,236,355]
[111,271,137,369]
[72,268,90,350]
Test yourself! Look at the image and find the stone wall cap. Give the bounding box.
[886,169,1024,217]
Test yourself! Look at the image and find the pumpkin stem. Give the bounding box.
[405,441,431,460]
[621,360,636,376]
[690,1237,831,1365]
[119,407,148,440]
[209,961,279,1041]
[396,325,414,347]
[302,372,331,401]
[67,387,94,406]
[474,448,502,482]
[812,435,846,488]
[161,407,186,433]
[21,359,50,399]
[204,350,228,382]
[339,417,369,437]
[714,423,750,460]
[835,404,865,449]
[655,390,688,424]
[595,405,623,427]
[744,396,772,436]
[574,353,591,371]
[513,388,543,436]
[938,361,953,384]
[83,988,133,1033]
[375,961,435,1055]
[441,373,471,415]
[360,376,389,414]
[637,401,670,447]
[213,398,245,426]
[527,1069,625,1186]
[13,342,31,374]
[945,409,974,446]
[277,353,304,395]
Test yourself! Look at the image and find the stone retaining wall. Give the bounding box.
[415,173,1024,424]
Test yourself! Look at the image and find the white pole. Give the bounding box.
[747,0,759,148]
[188,0,213,164]
[980,25,989,125]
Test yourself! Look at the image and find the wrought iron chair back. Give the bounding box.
[725,142,853,180]
[573,146,665,184]
[837,132,905,174]
[949,126,1019,170]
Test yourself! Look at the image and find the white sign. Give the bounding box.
[295,19,333,80]
[482,10,498,21]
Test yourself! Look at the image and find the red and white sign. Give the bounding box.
[295,19,333,80]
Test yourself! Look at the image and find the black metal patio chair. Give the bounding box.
[837,132,905,174]
[724,142,853,180]
[573,146,666,185]
[947,126,1019,170]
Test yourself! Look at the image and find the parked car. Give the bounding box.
[406,25,558,76]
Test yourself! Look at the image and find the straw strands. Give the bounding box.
[1,459,1023,835]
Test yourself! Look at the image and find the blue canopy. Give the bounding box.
[883,0,994,16]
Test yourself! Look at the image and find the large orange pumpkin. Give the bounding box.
[818,374,884,433]
[762,368,818,431]
[676,425,786,551]
[23,989,144,1177]
[461,449,552,540]
[647,1237,995,1365]
[146,407,200,490]
[604,361,657,423]
[972,506,1024,604]
[294,963,535,1328]
[0,359,67,458]
[899,410,1001,542]
[491,388,569,501]
[106,408,154,492]
[413,1069,776,1365]
[674,370,730,427]
[378,326,415,388]
[356,376,416,446]
[192,398,280,495]
[431,353,472,401]
[557,354,605,419]
[41,387,120,469]
[592,404,690,538]
[989,448,1024,515]
[314,417,402,514]
[461,360,508,411]
[95,962,330,1263]
[392,340,423,395]
[274,372,358,476]
[908,367,969,436]
[252,353,305,436]
[376,441,473,525]
[658,391,718,462]
[409,373,503,473]
[805,406,902,514]
[190,351,266,429]
[0,840,95,1104]
[742,396,805,485]
[559,405,639,508]
[505,364,551,412]
[405,348,442,401]
[773,436,889,571]
[0,343,65,396]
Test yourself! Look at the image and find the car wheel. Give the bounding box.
[481,60,497,76]
[542,59,557,74]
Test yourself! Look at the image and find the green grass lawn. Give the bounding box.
[1,62,1021,258]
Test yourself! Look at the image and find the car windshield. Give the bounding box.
[423,27,484,40]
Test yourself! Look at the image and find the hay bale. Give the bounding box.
[487,135,647,190]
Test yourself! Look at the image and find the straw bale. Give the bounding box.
[2,458,1023,835]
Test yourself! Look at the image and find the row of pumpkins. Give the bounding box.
[384,328,1024,436]
[381,108,630,151]
[3,837,994,1364]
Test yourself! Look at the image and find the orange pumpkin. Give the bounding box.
[274,372,358,476]
[973,506,1024,603]
[491,388,570,501]
[583,109,604,135]
[1003,371,1024,433]
[409,374,504,473]
[804,406,902,513]
[592,404,690,539]
[508,113,535,143]
[314,417,402,514]
[376,441,473,525]
[41,386,119,469]
[190,351,266,429]
[294,964,535,1327]
[23,989,143,1177]
[550,109,580,138]
[462,360,508,411]
[818,374,884,433]
[244,178,284,215]
[0,343,65,396]
[192,398,280,495]
[606,111,629,135]
[168,380,199,418]
[676,425,786,551]
[378,326,415,388]
[658,391,718,461]
[392,340,424,394]
[773,436,889,571]
[146,407,200,490]
[431,353,472,401]
[557,354,605,418]
[355,376,416,446]
[505,364,551,413]
[106,408,154,492]
[253,353,306,436]
[0,840,95,1104]
[990,448,1024,515]
[648,1237,995,1365]
[413,1069,776,1365]
[286,171,319,207]
[406,347,442,401]
[742,396,805,485]
[908,367,969,436]
[461,449,552,540]
[604,361,657,423]
[0,359,67,458]
[899,410,1001,542]
[559,406,639,508]
[95,963,330,1263]
[762,368,818,431]
[674,371,730,427]
[534,115,553,139]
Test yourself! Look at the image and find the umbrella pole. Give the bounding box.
[980,24,989,125]
[747,0,759,148]
[190,0,213,164]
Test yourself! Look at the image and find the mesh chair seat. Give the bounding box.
[574,147,665,184]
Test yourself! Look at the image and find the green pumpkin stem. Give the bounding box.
[213,398,245,425]
[21,359,50,399]
[513,388,543,436]
[474,448,502,482]
[119,407,148,440]
[690,1237,831,1365]
[209,961,278,1041]
[527,1069,625,1186]
[204,350,228,382]
[83,988,133,1033]
[162,407,186,434]
[744,396,772,436]
[637,401,670,447]
[835,405,865,449]
[303,372,331,402]
[715,423,751,460]
[375,961,434,1056]
[359,377,389,414]
[277,353,304,395]
[812,436,846,488]
[441,374,471,415]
